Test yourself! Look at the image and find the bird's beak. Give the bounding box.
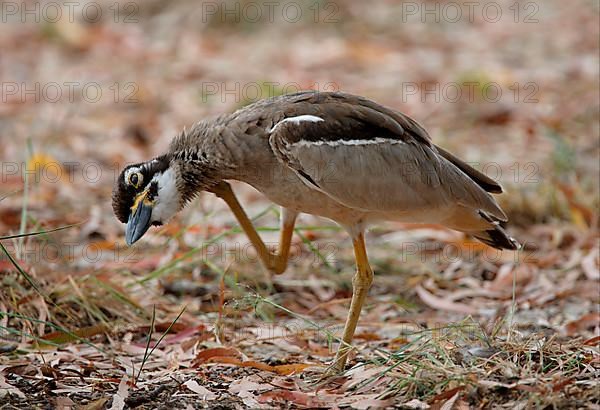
[125,190,154,246]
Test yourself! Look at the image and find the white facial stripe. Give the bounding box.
[142,161,155,172]
[269,115,324,133]
[291,137,406,147]
[150,168,180,223]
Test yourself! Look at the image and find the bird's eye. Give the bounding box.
[128,172,142,188]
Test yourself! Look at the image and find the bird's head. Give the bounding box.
[112,155,185,246]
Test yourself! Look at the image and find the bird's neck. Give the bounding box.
[168,116,242,193]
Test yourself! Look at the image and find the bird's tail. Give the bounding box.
[473,211,520,250]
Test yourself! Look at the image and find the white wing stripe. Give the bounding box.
[269,115,324,133]
[292,137,406,147]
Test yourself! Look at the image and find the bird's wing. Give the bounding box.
[268,93,507,221]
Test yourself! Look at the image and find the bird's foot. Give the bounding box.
[302,365,347,389]
[313,350,351,382]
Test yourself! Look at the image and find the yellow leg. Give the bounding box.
[210,182,297,274]
[331,231,374,373]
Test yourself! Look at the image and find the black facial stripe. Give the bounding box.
[147,181,159,201]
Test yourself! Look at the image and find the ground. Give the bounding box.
[0,0,598,409]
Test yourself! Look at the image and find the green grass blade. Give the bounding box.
[0,242,45,296]
[136,306,186,383]
[0,223,80,240]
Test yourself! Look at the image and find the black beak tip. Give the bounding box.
[125,203,153,246]
[125,230,138,246]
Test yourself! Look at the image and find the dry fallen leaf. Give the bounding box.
[438,391,461,410]
[54,397,76,410]
[108,376,129,410]
[489,263,534,292]
[564,313,600,336]
[0,374,26,399]
[202,356,311,376]
[403,398,430,409]
[40,324,109,345]
[79,397,109,410]
[350,396,395,409]
[258,389,326,407]
[193,346,241,364]
[228,376,267,395]
[193,345,311,375]
[581,248,599,280]
[416,286,478,315]
[183,380,217,400]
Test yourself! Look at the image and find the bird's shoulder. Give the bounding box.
[264,91,432,147]
[223,91,431,147]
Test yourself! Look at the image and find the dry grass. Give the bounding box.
[1,205,598,407]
